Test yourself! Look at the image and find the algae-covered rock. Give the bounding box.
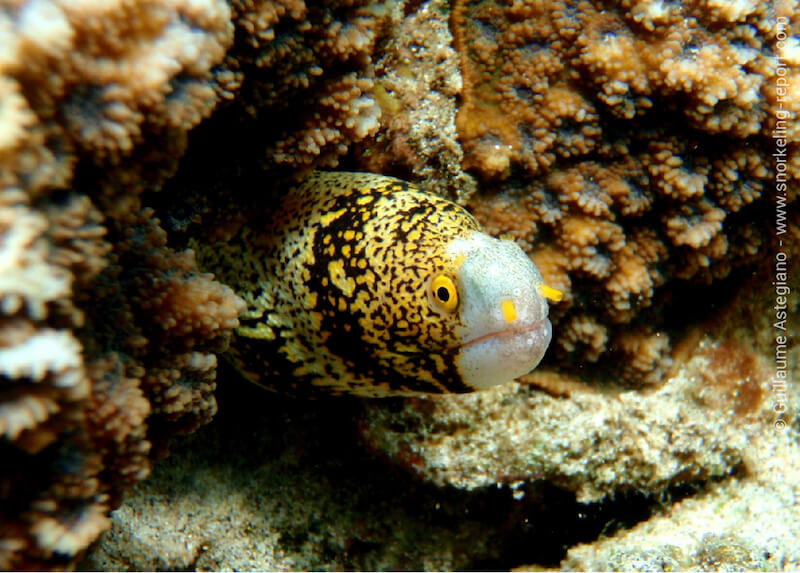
[560,433,800,571]
[358,347,767,502]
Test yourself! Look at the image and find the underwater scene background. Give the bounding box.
[0,0,798,569]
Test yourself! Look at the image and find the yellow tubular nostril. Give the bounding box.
[501,299,517,323]
[539,283,563,302]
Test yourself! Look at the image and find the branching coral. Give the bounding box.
[0,196,93,456]
[0,0,248,567]
[0,195,244,569]
[1,0,398,563]
[2,0,233,163]
[451,0,601,179]
[229,0,388,177]
[89,212,243,438]
[0,0,241,250]
[0,193,107,568]
[455,0,799,383]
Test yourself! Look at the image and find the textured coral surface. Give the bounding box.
[453,0,799,383]
[357,0,478,201]
[0,0,246,566]
[0,0,400,563]
[228,0,387,177]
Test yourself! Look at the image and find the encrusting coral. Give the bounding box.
[452,0,799,382]
[355,0,478,201]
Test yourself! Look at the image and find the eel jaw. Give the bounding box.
[455,318,552,390]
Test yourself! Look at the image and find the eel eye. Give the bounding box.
[430,274,458,313]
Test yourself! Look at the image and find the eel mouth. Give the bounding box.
[454,318,550,350]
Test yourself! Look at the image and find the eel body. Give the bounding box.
[196,172,558,397]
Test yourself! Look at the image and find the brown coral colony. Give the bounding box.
[0,0,242,568]
[1,0,395,565]
[454,0,798,383]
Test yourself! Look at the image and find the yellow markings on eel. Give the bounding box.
[501,299,517,323]
[328,260,355,297]
[320,208,347,226]
[195,171,557,397]
[539,284,564,302]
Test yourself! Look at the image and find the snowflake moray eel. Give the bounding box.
[196,171,562,397]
